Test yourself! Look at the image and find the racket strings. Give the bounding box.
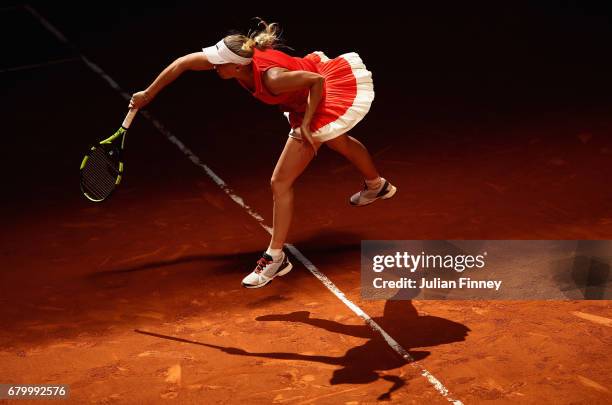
[81,147,121,200]
[83,165,115,197]
[82,162,117,198]
[82,157,119,199]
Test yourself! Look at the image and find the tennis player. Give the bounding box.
[129,19,397,288]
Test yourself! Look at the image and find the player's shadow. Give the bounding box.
[88,229,362,278]
[254,300,469,400]
[151,298,469,401]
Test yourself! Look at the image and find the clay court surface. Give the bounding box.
[1,3,611,404]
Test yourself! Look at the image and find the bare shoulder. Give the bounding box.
[262,67,289,95]
[263,67,290,81]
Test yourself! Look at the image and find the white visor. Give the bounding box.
[202,39,252,65]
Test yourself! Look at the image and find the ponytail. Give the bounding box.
[248,18,279,50]
[224,17,290,58]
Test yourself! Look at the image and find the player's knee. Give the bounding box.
[270,176,291,197]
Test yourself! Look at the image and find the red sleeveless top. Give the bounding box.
[237,48,324,113]
[235,47,372,140]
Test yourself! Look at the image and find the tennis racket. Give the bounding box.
[79,108,138,202]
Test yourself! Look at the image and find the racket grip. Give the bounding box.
[122,108,138,129]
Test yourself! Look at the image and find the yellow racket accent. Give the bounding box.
[80,155,89,170]
[100,127,125,144]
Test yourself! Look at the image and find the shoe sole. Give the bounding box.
[350,184,397,207]
[242,262,293,289]
[277,262,293,277]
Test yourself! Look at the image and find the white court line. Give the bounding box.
[24,4,463,404]
[0,57,80,73]
[0,5,21,12]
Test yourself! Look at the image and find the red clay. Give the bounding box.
[2,4,611,404]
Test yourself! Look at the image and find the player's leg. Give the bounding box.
[270,134,321,249]
[324,132,379,180]
[242,130,322,288]
[324,133,397,206]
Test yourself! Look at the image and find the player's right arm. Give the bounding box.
[130,52,213,109]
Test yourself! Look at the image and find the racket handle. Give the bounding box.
[122,108,138,129]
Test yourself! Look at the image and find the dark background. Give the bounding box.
[1,1,611,220]
[18,1,612,108]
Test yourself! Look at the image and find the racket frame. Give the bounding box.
[79,108,138,202]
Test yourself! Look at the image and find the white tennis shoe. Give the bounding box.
[349,178,397,206]
[241,251,293,288]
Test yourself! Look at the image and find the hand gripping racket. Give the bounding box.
[79,108,138,202]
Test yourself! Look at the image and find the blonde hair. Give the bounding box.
[223,18,287,58]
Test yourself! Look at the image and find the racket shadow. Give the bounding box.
[88,229,365,279]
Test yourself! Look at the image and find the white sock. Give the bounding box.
[266,247,283,261]
[365,176,383,190]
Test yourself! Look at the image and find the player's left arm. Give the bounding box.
[264,68,325,153]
